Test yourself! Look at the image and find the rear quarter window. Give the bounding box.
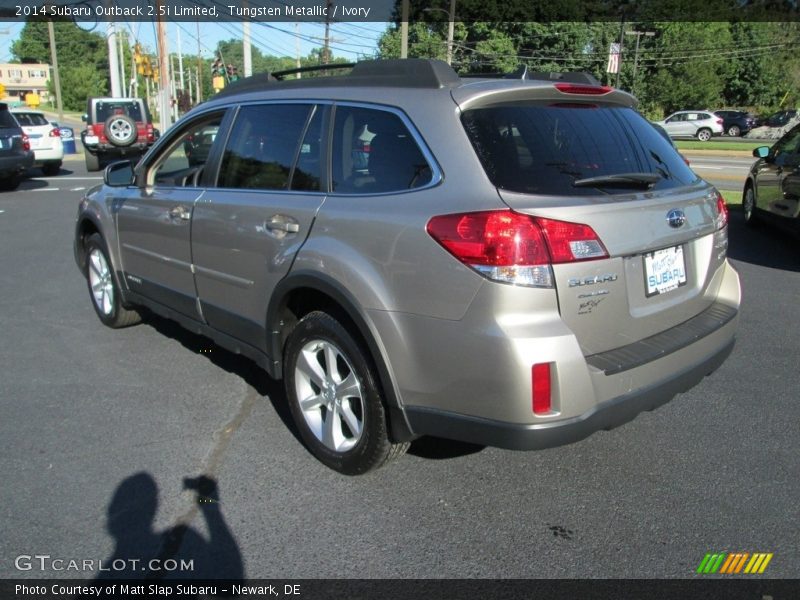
[0,110,19,128]
[461,102,699,196]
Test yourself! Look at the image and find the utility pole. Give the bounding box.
[155,0,172,130]
[446,0,456,66]
[195,22,202,105]
[46,20,63,121]
[177,25,185,93]
[295,23,301,76]
[107,21,122,97]
[323,0,333,64]
[625,29,655,95]
[400,0,408,58]
[118,29,127,97]
[243,20,252,77]
[615,17,625,89]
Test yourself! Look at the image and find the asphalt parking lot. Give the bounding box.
[0,157,798,581]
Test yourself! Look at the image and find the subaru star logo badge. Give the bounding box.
[667,209,686,229]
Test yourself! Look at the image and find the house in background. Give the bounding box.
[0,63,51,105]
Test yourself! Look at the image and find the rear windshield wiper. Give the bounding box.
[572,172,663,189]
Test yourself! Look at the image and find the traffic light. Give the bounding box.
[133,43,143,65]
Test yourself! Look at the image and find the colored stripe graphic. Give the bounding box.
[698,552,773,574]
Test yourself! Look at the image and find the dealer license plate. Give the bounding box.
[644,246,687,297]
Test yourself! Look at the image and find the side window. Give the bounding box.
[218,104,316,191]
[151,114,224,186]
[331,106,433,194]
[773,126,800,162]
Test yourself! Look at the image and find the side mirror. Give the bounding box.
[753,146,770,159]
[81,114,88,122]
[104,160,135,187]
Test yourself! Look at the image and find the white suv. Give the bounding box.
[11,108,64,176]
[654,110,724,141]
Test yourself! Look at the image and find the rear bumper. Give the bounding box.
[405,337,734,450]
[0,152,34,176]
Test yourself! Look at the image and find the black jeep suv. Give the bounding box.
[81,98,157,171]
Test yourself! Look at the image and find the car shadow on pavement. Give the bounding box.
[140,312,302,447]
[727,210,800,272]
[141,312,486,463]
[94,472,244,583]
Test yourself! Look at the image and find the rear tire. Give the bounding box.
[284,311,409,475]
[0,174,21,191]
[84,233,141,328]
[696,128,712,142]
[42,161,61,176]
[85,152,101,172]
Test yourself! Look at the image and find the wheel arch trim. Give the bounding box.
[267,271,416,442]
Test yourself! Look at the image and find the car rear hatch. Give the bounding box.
[455,84,730,356]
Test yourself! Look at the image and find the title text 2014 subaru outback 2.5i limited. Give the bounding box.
[74,60,740,475]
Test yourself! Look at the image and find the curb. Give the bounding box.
[681,149,755,158]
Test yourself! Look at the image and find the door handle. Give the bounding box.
[266,216,300,234]
[169,205,191,221]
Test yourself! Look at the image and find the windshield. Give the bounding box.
[461,102,699,195]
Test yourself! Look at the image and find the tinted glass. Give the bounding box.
[462,102,699,195]
[14,113,49,126]
[332,106,432,194]
[153,115,224,186]
[219,104,312,191]
[95,101,143,123]
[0,110,19,128]
[290,106,323,192]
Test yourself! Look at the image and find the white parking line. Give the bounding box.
[70,187,87,192]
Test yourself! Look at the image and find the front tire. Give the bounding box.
[284,311,408,475]
[84,233,141,328]
[696,128,712,142]
[727,125,741,137]
[743,185,758,227]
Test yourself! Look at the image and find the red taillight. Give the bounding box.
[715,192,729,230]
[49,128,61,137]
[146,123,155,142]
[428,210,550,267]
[554,82,612,95]
[532,363,552,415]
[716,118,723,125]
[536,217,608,264]
[22,134,30,152]
[427,210,608,287]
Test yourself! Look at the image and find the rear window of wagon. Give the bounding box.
[462,102,699,196]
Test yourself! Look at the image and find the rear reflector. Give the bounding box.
[532,363,552,414]
[554,83,612,95]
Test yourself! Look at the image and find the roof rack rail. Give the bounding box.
[271,63,355,80]
[462,65,602,86]
[210,59,461,99]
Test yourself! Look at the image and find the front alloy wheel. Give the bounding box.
[284,311,408,474]
[84,233,141,328]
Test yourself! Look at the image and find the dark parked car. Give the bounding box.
[743,122,800,233]
[762,109,798,128]
[81,97,157,172]
[0,102,34,191]
[714,110,757,137]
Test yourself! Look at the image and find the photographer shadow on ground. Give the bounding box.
[96,472,243,583]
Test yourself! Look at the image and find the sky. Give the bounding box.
[0,19,389,65]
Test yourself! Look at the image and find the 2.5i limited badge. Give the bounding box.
[568,274,618,287]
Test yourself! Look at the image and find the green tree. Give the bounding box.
[12,21,108,111]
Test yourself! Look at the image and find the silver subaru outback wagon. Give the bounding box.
[74,59,740,475]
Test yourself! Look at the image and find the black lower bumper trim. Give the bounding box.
[404,339,734,451]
